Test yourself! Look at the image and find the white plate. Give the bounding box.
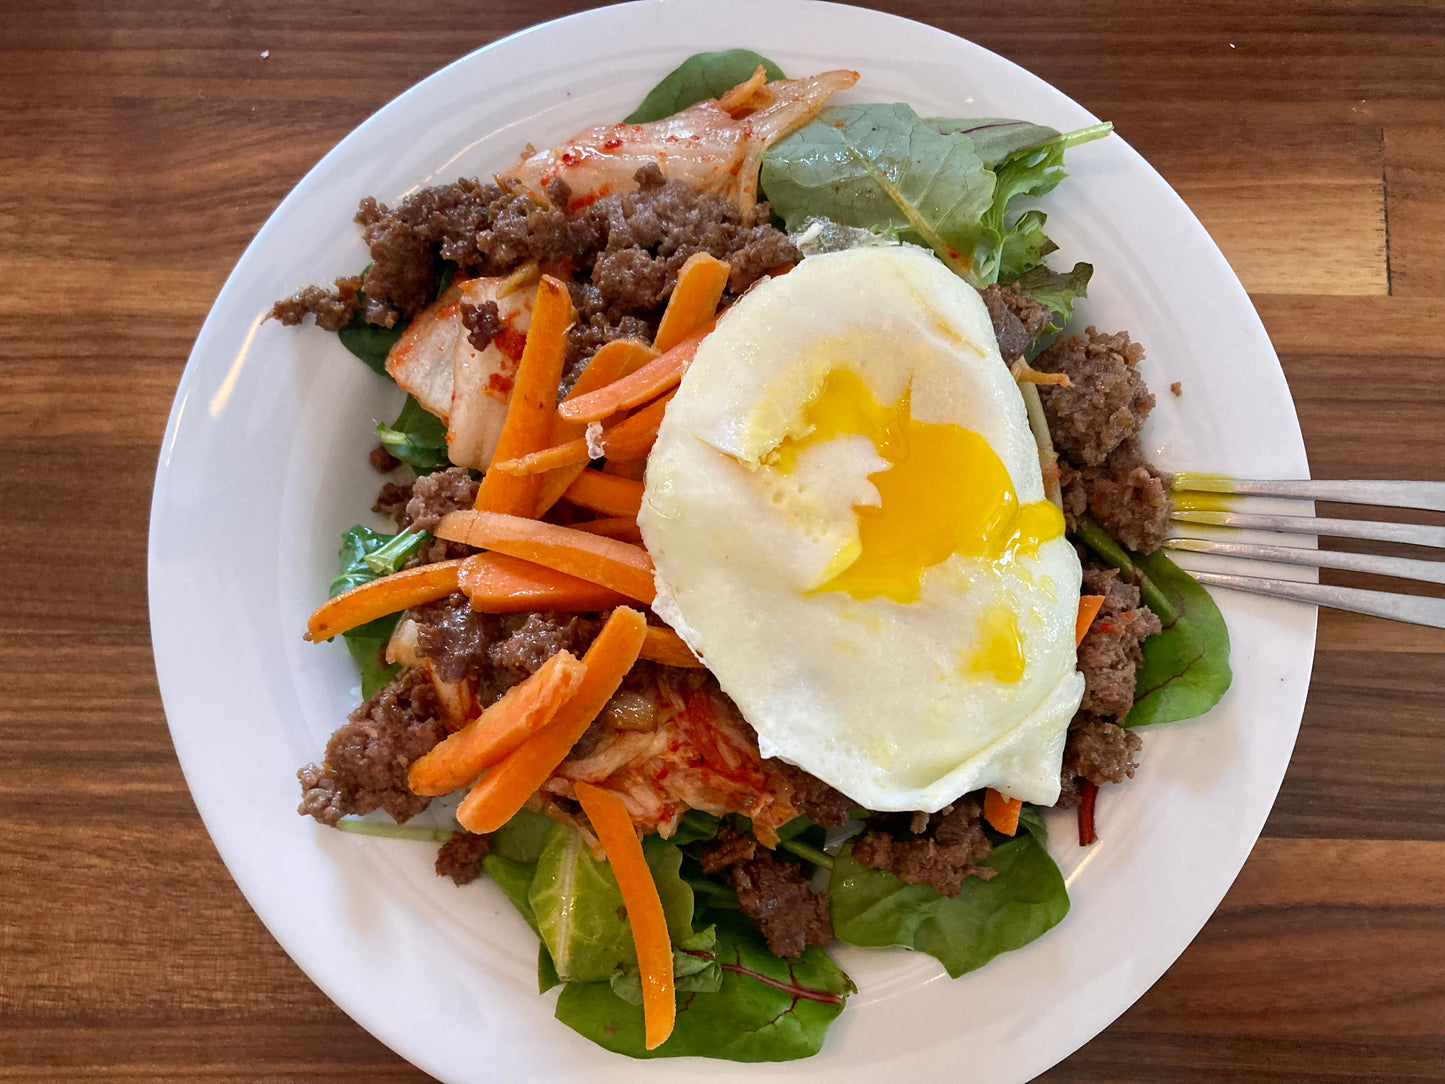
[148,2,1315,1080]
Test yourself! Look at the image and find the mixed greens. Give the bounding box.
[316,48,1233,1062]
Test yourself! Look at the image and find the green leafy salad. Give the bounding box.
[298,48,1233,1063]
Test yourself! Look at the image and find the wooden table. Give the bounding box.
[4,2,1442,1080]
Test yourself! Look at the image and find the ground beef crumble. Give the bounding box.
[407,596,600,705]
[851,799,995,898]
[1076,565,1163,720]
[271,163,799,379]
[435,831,490,885]
[297,668,447,826]
[1061,438,1173,554]
[1057,718,1143,808]
[981,282,1052,361]
[700,825,833,959]
[1035,326,1154,468]
[768,761,856,829]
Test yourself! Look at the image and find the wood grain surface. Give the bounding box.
[2,2,1442,1081]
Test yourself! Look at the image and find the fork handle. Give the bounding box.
[1189,571,1445,629]
[1170,477,1445,512]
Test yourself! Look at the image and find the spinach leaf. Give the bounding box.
[483,853,541,928]
[482,851,562,993]
[926,117,1060,167]
[609,925,723,1005]
[489,807,555,863]
[625,50,787,124]
[338,311,406,377]
[761,103,994,283]
[328,525,429,698]
[555,913,853,1061]
[335,259,456,378]
[668,809,722,846]
[829,829,1069,978]
[376,395,451,474]
[529,824,693,983]
[761,106,1110,287]
[1073,519,1233,726]
[1010,260,1093,333]
[1127,549,1233,726]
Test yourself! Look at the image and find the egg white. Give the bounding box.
[640,246,1084,811]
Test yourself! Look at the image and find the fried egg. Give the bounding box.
[639,245,1084,811]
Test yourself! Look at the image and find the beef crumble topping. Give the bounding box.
[297,667,447,826]
[700,825,833,959]
[851,798,995,898]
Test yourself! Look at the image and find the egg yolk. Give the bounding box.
[775,369,1064,606]
[967,606,1026,683]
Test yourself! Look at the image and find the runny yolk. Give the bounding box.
[966,606,1026,683]
[774,369,1064,605]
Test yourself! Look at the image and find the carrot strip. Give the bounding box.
[639,626,703,669]
[305,560,462,642]
[556,325,711,424]
[408,650,587,797]
[534,339,658,516]
[574,780,676,1050]
[474,274,575,514]
[564,470,644,518]
[601,458,648,481]
[458,552,631,612]
[571,517,644,544]
[497,390,676,477]
[1076,594,1106,646]
[653,252,730,353]
[456,607,647,834]
[436,510,656,604]
[983,788,1023,837]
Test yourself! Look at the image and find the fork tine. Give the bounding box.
[1171,510,1445,549]
[1164,538,1445,585]
[1170,477,1445,512]
[1188,571,1445,629]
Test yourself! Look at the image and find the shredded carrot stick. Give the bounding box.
[602,458,648,481]
[496,390,676,477]
[564,470,644,518]
[457,552,630,612]
[474,274,575,514]
[1009,357,1072,387]
[556,325,711,424]
[408,650,586,796]
[574,780,676,1050]
[436,510,656,604]
[983,788,1023,837]
[571,517,644,543]
[456,607,647,834]
[305,559,462,642]
[533,339,658,516]
[1076,594,1106,646]
[639,626,703,669]
[653,252,730,353]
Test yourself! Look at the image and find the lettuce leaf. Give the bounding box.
[761,105,1110,287]
[555,913,853,1061]
[528,824,693,983]
[625,50,786,124]
[828,826,1069,978]
[1010,260,1093,334]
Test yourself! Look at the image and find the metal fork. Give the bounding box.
[1165,478,1445,628]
